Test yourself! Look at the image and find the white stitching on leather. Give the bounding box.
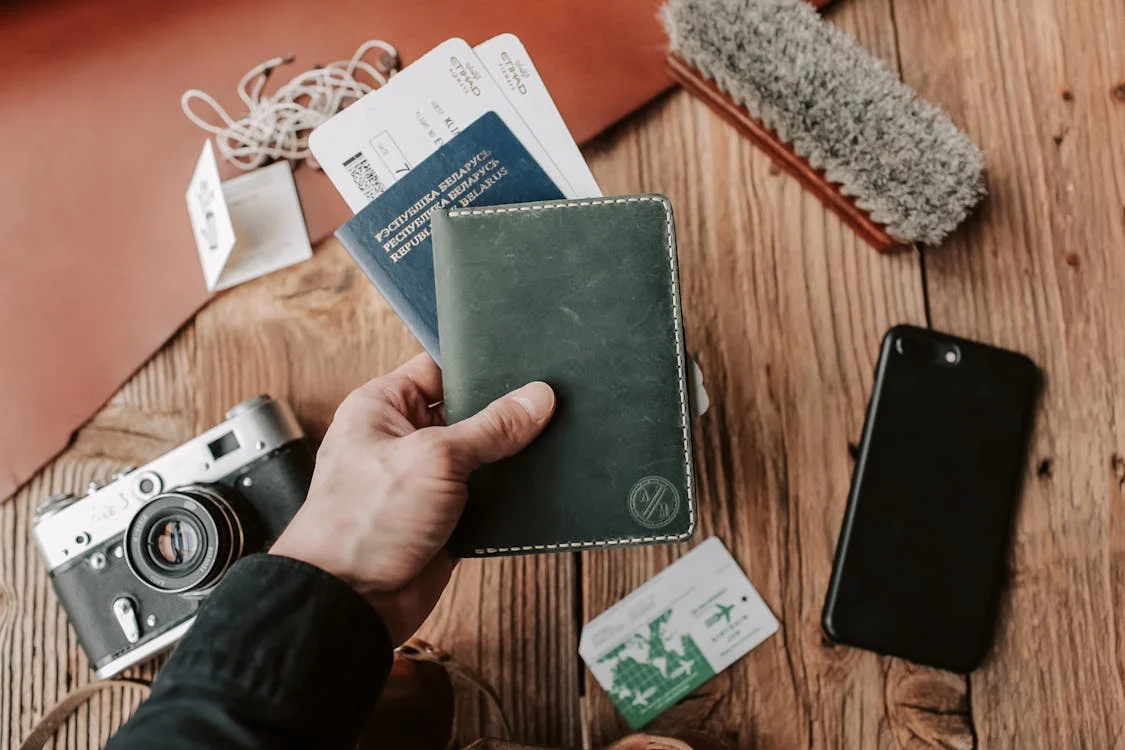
[447,196,695,554]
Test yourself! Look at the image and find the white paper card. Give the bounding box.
[185,142,313,291]
[186,141,237,289]
[309,38,580,213]
[579,537,777,727]
[689,358,710,417]
[474,33,602,197]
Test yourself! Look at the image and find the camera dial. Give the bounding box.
[124,485,245,596]
[226,395,271,420]
[132,471,163,500]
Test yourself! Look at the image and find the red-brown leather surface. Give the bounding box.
[0,0,672,500]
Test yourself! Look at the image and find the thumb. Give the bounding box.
[443,382,556,469]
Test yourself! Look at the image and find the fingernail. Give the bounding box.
[510,382,554,422]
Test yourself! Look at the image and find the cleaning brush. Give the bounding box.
[662,0,986,251]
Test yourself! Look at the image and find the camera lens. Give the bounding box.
[894,334,933,361]
[148,516,203,568]
[124,485,244,595]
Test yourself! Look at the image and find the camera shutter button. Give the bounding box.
[112,597,141,644]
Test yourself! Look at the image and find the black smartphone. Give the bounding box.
[822,325,1040,672]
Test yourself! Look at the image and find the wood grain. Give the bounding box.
[893,0,1125,746]
[0,336,196,750]
[579,0,961,744]
[3,0,1124,746]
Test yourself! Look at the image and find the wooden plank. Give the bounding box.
[578,0,952,741]
[423,557,580,744]
[1,240,581,747]
[891,0,1125,746]
[0,336,197,749]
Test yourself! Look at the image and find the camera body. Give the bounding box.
[31,395,313,679]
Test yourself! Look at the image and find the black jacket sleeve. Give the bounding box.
[106,553,393,750]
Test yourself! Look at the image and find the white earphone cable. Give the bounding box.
[181,40,398,171]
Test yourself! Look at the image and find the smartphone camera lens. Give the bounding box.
[895,334,961,367]
[894,334,931,362]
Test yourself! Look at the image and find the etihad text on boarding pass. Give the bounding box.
[474,33,600,197]
[310,38,582,212]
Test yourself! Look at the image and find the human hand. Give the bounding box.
[270,353,555,645]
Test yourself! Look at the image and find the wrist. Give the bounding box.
[269,533,359,595]
[364,591,415,646]
[270,536,412,642]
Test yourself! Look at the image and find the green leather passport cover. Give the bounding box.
[432,195,696,557]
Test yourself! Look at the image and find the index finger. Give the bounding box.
[356,351,443,406]
[394,352,444,405]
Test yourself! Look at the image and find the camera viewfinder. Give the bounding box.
[207,432,240,460]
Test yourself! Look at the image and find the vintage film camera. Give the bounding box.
[31,395,314,678]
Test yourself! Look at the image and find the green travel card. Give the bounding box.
[580,538,778,728]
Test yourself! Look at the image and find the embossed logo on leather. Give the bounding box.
[627,476,680,529]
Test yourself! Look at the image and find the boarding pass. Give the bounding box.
[310,36,599,212]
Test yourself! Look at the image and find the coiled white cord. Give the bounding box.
[181,40,399,171]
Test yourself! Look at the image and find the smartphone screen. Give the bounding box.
[822,325,1039,672]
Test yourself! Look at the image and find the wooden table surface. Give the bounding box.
[4,0,1125,747]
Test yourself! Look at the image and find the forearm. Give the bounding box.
[107,554,393,750]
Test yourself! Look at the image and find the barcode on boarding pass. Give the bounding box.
[343,153,386,203]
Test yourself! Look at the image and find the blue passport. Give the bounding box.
[335,111,564,360]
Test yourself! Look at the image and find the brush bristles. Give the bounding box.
[663,0,985,246]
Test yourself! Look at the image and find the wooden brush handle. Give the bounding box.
[666,53,902,253]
